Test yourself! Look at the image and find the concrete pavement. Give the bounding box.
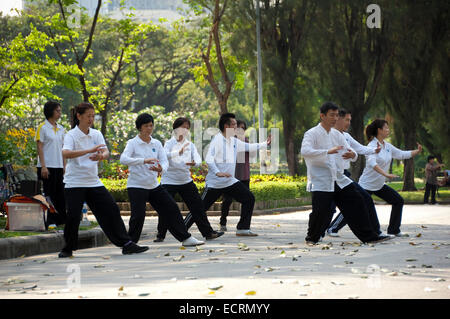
[0,204,449,299]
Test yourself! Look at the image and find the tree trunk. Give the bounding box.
[282,118,299,176]
[348,110,366,180]
[402,126,417,191]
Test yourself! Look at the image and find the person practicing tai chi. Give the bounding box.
[300,102,392,245]
[59,102,149,258]
[358,119,422,237]
[120,113,204,247]
[154,117,223,242]
[185,113,270,237]
[219,119,251,232]
[326,108,383,237]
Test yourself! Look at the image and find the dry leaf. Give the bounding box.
[245,291,256,295]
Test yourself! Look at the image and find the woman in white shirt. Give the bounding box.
[155,117,223,242]
[358,119,422,237]
[35,101,66,225]
[120,113,204,247]
[59,102,149,258]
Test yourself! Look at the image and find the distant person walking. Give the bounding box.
[424,155,444,204]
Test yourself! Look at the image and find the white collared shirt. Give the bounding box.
[63,126,106,188]
[300,124,357,192]
[358,137,412,191]
[120,135,168,190]
[161,137,202,185]
[342,132,376,170]
[205,133,267,189]
[35,120,65,168]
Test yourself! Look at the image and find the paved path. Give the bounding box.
[0,204,449,299]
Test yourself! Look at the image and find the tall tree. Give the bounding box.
[228,0,317,175]
[311,0,394,178]
[384,1,448,190]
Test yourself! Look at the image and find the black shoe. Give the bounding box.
[58,249,73,258]
[122,242,149,255]
[153,237,164,243]
[366,235,393,244]
[205,231,224,240]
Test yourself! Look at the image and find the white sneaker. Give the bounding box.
[391,232,409,238]
[182,236,205,247]
[380,232,396,239]
[236,229,258,237]
[327,230,340,237]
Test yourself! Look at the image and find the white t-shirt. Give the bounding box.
[120,135,168,190]
[161,137,202,186]
[63,126,107,188]
[35,120,65,168]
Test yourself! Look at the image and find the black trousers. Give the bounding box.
[37,167,66,225]
[328,182,381,235]
[366,184,404,235]
[306,183,380,243]
[128,186,191,243]
[186,181,255,231]
[220,179,250,226]
[424,183,437,204]
[63,186,131,252]
[156,182,214,239]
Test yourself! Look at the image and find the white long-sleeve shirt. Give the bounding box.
[300,124,357,192]
[358,137,412,191]
[342,132,377,170]
[161,137,202,185]
[120,135,168,190]
[205,133,267,189]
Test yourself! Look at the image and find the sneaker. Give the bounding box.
[153,237,164,243]
[305,241,317,246]
[236,229,258,237]
[367,235,393,244]
[390,232,409,238]
[182,236,205,247]
[58,249,73,258]
[205,231,224,240]
[327,229,340,237]
[220,225,227,232]
[122,242,149,255]
[380,232,396,239]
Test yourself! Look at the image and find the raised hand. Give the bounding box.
[327,145,344,154]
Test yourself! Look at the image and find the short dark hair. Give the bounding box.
[320,102,339,115]
[236,119,247,130]
[365,119,388,141]
[173,117,191,130]
[338,108,351,118]
[427,155,436,162]
[70,102,95,128]
[136,113,154,130]
[219,113,236,132]
[44,101,61,120]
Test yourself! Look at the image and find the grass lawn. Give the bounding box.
[0,216,99,238]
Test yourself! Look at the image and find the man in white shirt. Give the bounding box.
[300,102,391,245]
[189,113,270,236]
[327,109,383,237]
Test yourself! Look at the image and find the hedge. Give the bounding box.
[101,179,308,203]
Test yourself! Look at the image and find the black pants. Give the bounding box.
[306,183,379,243]
[63,186,131,252]
[128,186,191,243]
[424,183,437,204]
[328,182,381,235]
[186,181,255,230]
[220,180,250,226]
[156,182,214,239]
[37,167,66,225]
